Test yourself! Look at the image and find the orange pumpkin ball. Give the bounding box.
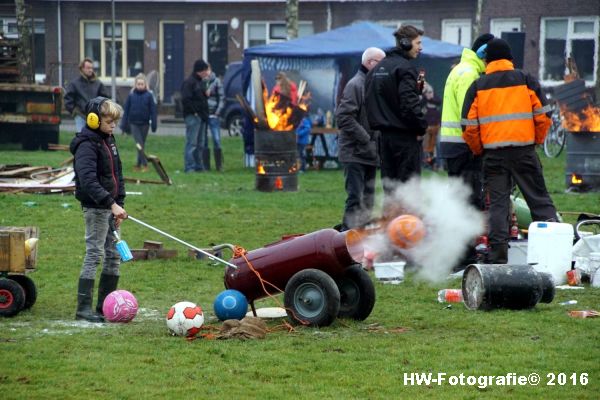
[386,214,426,249]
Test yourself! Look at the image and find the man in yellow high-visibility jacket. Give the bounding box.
[461,38,557,264]
[440,33,494,210]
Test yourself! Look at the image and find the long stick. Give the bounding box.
[127,216,238,269]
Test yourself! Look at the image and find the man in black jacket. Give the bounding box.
[64,58,110,133]
[365,25,428,214]
[336,47,385,230]
[181,59,211,172]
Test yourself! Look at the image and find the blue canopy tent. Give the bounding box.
[242,21,465,112]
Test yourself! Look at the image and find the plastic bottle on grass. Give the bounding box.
[437,289,463,303]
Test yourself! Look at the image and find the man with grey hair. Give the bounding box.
[335,47,386,230]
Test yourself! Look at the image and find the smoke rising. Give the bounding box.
[365,176,486,283]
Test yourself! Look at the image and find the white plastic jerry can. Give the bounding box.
[527,222,574,285]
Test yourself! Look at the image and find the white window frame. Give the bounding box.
[80,20,144,85]
[243,21,314,48]
[490,18,521,38]
[441,19,472,48]
[540,16,599,87]
[377,20,424,31]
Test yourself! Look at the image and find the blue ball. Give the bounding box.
[213,289,248,321]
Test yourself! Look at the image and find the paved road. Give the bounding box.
[60,116,227,137]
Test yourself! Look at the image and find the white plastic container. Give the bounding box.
[373,261,405,283]
[527,222,574,285]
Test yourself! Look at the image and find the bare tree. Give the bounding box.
[15,0,33,83]
[286,0,299,40]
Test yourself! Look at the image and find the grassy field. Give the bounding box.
[1,131,599,399]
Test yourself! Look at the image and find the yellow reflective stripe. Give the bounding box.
[479,112,533,124]
[440,136,466,143]
[441,121,462,129]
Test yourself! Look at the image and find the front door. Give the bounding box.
[203,22,228,77]
[161,22,184,104]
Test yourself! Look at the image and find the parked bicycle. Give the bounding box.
[543,103,567,158]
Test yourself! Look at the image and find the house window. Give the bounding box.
[0,17,46,82]
[82,21,144,79]
[541,17,599,84]
[490,18,521,39]
[378,20,425,31]
[244,21,314,47]
[442,19,472,48]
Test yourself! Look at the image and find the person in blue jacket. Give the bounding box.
[296,115,312,172]
[120,73,157,171]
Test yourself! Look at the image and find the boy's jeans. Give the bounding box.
[80,207,120,279]
[184,114,206,172]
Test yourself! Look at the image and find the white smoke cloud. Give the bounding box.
[365,176,486,283]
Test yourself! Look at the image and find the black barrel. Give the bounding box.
[462,264,555,310]
[254,130,298,192]
[565,131,600,192]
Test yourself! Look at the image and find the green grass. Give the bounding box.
[1,132,599,399]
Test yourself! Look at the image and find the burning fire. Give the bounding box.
[561,104,600,132]
[263,89,310,131]
[571,173,583,185]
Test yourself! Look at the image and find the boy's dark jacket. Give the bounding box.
[70,126,126,208]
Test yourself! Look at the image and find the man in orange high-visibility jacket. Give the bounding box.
[461,38,557,264]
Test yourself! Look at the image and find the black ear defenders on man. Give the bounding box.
[399,37,412,51]
[86,96,108,129]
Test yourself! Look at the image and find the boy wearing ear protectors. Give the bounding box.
[70,97,128,322]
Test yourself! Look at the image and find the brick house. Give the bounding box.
[2,0,598,103]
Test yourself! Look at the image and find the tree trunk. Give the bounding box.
[286,0,299,40]
[15,0,32,83]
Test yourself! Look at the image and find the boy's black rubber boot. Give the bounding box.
[75,278,104,323]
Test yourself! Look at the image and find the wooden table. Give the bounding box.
[307,127,340,169]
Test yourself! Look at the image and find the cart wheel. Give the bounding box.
[8,275,37,310]
[0,278,26,317]
[336,264,376,321]
[284,269,340,327]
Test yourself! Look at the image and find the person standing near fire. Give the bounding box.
[203,63,225,171]
[64,58,110,134]
[272,72,298,108]
[364,25,428,213]
[181,59,210,173]
[461,38,557,264]
[440,33,495,209]
[336,47,386,230]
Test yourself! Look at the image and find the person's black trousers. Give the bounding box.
[380,134,421,196]
[446,152,484,210]
[483,145,557,263]
[341,162,377,230]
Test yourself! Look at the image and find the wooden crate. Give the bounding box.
[0,226,39,273]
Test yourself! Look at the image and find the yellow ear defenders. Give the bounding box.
[86,97,108,129]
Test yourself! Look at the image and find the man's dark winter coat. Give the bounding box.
[365,48,427,138]
[70,126,125,209]
[181,74,209,120]
[64,72,110,117]
[336,65,379,166]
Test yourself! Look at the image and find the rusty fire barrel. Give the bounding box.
[462,264,555,310]
[255,130,298,192]
[224,229,363,302]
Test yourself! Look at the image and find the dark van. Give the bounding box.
[221,61,244,136]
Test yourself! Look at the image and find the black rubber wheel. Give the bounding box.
[8,275,37,310]
[227,113,243,137]
[0,278,26,317]
[284,269,340,327]
[336,264,376,320]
